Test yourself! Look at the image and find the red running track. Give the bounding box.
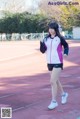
[0,40,80,119]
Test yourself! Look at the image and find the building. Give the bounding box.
[73,27,80,40]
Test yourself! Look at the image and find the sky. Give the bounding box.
[0,0,40,11]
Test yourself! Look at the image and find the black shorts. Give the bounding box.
[47,63,63,71]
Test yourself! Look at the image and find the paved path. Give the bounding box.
[0,40,80,119]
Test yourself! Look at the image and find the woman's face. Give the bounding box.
[49,28,56,36]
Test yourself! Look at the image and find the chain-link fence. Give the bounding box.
[0,32,48,41]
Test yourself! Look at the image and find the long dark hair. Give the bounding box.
[47,22,62,38]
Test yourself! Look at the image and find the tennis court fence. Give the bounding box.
[0,32,48,41]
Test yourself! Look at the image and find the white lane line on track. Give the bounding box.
[0,51,37,62]
[0,98,48,117]
[0,97,47,112]
[0,94,15,99]
[13,98,49,112]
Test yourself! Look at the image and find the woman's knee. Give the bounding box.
[50,79,57,85]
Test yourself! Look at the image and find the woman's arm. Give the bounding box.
[40,41,47,53]
[60,36,69,55]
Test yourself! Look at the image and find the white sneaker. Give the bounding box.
[48,101,58,110]
[61,92,68,104]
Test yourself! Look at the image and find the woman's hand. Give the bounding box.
[64,54,68,57]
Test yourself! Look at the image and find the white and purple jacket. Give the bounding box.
[40,36,69,64]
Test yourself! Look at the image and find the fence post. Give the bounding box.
[31,33,32,40]
[42,31,44,39]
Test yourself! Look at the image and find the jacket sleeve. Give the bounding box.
[60,36,69,55]
[40,41,47,53]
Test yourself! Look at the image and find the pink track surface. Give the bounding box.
[0,40,80,119]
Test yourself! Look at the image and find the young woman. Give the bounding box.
[40,22,69,110]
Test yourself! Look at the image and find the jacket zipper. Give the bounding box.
[50,39,53,63]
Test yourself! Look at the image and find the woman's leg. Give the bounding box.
[57,80,64,95]
[50,68,61,101]
[57,79,68,104]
